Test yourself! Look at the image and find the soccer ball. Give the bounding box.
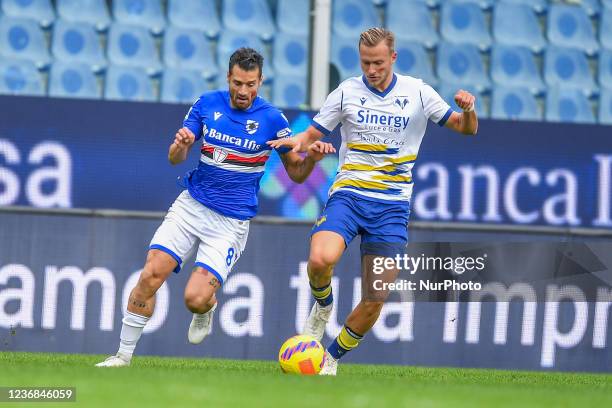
[278,334,325,375]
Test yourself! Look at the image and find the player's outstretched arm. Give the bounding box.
[267,125,325,153]
[280,141,336,183]
[168,127,196,165]
[445,89,478,135]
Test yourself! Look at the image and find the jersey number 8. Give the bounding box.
[226,248,237,266]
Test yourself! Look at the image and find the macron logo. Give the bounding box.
[214,112,223,120]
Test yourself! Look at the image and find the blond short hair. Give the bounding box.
[359,28,395,52]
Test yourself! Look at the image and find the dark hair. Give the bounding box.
[228,47,264,77]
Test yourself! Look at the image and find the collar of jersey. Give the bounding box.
[361,73,397,98]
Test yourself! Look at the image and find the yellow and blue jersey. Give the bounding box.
[312,73,452,203]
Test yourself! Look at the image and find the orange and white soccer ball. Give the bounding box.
[278,334,325,375]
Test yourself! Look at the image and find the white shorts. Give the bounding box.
[150,190,250,285]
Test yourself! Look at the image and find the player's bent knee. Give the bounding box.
[184,292,213,312]
[308,249,338,273]
[309,231,344,271]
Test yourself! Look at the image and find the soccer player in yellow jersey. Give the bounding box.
[269,28,478,375]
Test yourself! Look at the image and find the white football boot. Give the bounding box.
[188,303,217,344]
[303,302,332,341]
[95,354,131,367]
[319,351,338,376]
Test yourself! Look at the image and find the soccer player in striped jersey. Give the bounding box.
[269,28,478,375]
[96,48,335,367]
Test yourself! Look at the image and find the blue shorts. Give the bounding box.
[311,190,410,257]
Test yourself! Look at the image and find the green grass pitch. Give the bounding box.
[1,352,611,407]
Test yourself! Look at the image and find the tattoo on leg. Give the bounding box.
[130,296,147,309]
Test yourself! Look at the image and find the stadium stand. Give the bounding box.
[167,0,220,39]
[272,74,308,109]
[385,0,439,49]
[544,46,597,96]
[51,19,107,72]
[107,22,162,74]
[104,65,155,102]
[271,0,310,108]
[490,44,545,95]
[161,68,209,104]
[0,57,44,96]
[499,0,548,14]
[491,86,542,121]
[48,61,100,99]
[492,2,547,53]
[547,4,599,56]
[276,0,310,36]
[163,26,218,80]
[0,0,610,125]
[222,0,276,42]
[440,1,491,50]
[112,0,166,35]
[394,41,437,86]
[599,48,612,90]
[273,33,309,77]
[332,0,378,37]
[1,0,55,28]
[394,0,440,8]
[599,88,612,125]
[0,16,51,68]
[330,34,362,80]
[579,0,602,17]
[56,0,111,31]
[450,0,493,10]
[601,5,612,50]
[437,42,490,92]
[545,87,595,124]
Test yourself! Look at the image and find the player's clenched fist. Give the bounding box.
[307,141,336,162]
[454,89,476,113]
[174,127,195,147]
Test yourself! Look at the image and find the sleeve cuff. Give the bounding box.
[311,120,332,136]
[183,123,202,140]
[437,108,453,127]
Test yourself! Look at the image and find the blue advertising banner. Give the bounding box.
[0,95,611,228]
[1,211,611,372]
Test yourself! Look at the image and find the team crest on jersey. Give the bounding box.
[246,120,259,134]
[213,147,228,163]
[395,97,409,110]
[360,96,367,106]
